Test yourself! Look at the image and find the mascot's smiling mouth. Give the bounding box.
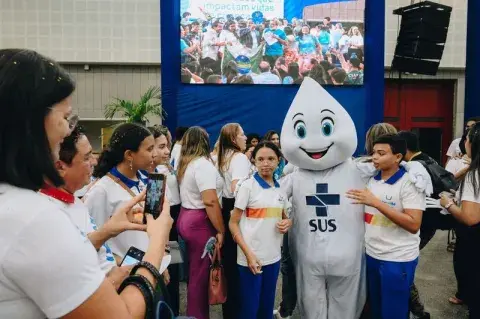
[300,143,334,160]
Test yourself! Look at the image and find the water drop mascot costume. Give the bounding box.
[280,78,432,319]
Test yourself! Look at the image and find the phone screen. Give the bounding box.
[145,173,166,219]
[120,246,145,266]
[121,255,142,266]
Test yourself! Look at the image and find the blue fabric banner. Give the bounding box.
[465,0,479,120]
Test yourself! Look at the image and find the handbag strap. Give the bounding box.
[83,178,98,194]
[212,244,222,265]
[106,172,144,207]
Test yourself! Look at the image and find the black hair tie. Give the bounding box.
[131,261,162,282]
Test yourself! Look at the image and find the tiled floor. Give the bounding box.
[178,231,469,319]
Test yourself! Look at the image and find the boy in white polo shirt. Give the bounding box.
[347,134,426,319]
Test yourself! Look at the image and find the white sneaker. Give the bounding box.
[273,308,291,319]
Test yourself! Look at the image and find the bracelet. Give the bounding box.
[131,261,162,282]
[117,275,155,318]
[131,261,172,304]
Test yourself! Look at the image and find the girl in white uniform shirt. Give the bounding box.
[176,126,225,319]
[216,123,251,319]
[229,141,292,319]
[150,125,181,315]
[440,123,480,318]
[83,123,155,261]
[0,49,172,319]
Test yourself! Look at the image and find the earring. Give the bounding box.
[129,160,133,171]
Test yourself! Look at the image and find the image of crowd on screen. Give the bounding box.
[180,11,364,86]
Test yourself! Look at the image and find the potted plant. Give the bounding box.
[104,86,164,125]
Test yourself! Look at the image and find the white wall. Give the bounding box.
[62,64,161,119]
[385,0,467,68]
[0,0,161,63]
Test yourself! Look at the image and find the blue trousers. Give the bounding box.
[238,261,280,319]
[366,254,418,319]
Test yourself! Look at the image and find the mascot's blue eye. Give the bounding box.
[321,118,334,137]
[294,121,307,139]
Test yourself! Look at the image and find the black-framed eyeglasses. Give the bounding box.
[48,107,79,130]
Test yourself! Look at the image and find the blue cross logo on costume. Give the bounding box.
[306,184,340,233]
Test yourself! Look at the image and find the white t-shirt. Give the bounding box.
[446,138,461,158]
[211,154,218,166]
[180,157,223,209]
[459,171,480,204]
[74,176,96,198]
[39,193,116,274]
[350,35,364,46]
[338,35,350,53]
[218,30,242,54]
[220,152,252,199]
[74,183,89,198]
[445,156,469,175]
[234,174,288,267]
[156,165,181,206]
[0,184,104,319]
[83,175,149,258]
[202,28,220,61]
[170,143,182,171]
[365,169,426,262]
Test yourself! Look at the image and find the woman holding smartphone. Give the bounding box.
[229,141,292,319]
[176,127,224,319]
[0,49,172,319]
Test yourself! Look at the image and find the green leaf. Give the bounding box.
[103,86,163,124]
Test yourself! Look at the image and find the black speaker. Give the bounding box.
[391,1,452,75]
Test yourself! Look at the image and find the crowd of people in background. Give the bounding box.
[181,10,364,85]
[1,49,479,319]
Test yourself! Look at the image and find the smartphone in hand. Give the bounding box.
[120,246,145,266]
[144,173,166,220]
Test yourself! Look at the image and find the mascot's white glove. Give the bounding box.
[425,197,451,215]
[354,157,378,179]
[282,163,298,177]
[285,201,293,218]
[400,161,433,196]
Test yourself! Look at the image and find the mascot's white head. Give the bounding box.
[280,77,357,171]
